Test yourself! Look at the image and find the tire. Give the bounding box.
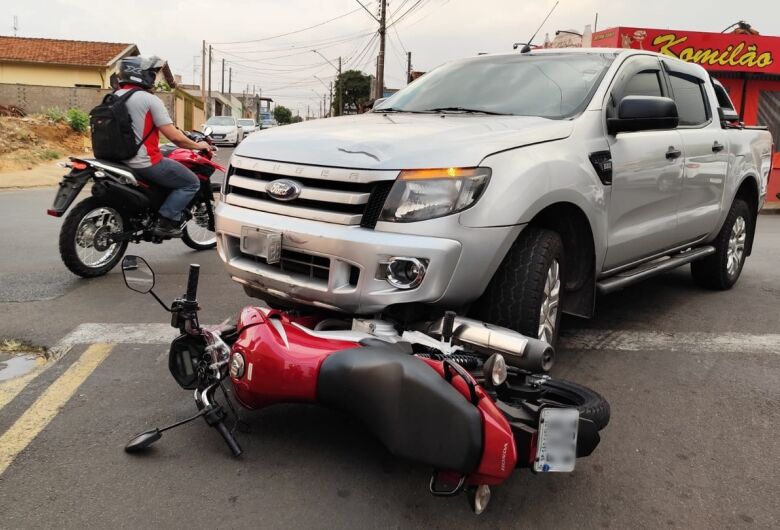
[471,227,565,346]
[59,196,128,278]
[182,200,217,251]
[690,198,752,290]
[537,378,611,430]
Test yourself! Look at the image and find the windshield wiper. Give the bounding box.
[423,107,509,115]
[375,107,430,114]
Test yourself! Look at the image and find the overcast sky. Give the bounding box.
[5,0,779,116]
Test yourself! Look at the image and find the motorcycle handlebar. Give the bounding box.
[185,264,200,302]
[215,420,243,457]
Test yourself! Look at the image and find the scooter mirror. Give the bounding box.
[202,126,213,136]
[122,255,155,294]
[125,429,162,453]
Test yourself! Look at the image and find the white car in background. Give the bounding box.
[259,112,278,129]
[204,116,243,146]
[238,119,258,136]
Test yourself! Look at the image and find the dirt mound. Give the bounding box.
[0,116,89,172]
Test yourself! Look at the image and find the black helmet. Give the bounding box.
[117,55,165,89]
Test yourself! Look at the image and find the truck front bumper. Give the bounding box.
[215,201,521,314]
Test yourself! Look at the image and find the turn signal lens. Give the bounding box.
[71,161,88,170]
[229,352,245,379]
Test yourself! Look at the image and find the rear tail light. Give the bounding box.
[71,161,88,170]
[47,209,62,217]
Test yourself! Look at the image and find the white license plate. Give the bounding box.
[534,408,579,473]
[240,227,282,264]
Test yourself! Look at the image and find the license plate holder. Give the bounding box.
[240,227,282,264]
[534,407,579,473]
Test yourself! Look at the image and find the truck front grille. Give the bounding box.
[224,158,396,227]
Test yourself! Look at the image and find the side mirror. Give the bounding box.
[122,255,155,294]
[718,106,739,123]
[202,126,213,136]
[607,96,679,135]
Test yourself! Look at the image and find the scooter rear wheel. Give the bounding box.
[505,377,610,430]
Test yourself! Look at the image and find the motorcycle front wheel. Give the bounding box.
[182,200,217,251]
[59,196,129,277]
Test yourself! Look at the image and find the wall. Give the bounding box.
[0,83,175,117]
[0,62,111,88]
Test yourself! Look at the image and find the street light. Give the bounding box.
[312,50,342,116]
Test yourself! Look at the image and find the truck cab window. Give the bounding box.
[669,72,709,126]
[712,80,736,111]
[623,71,663,98]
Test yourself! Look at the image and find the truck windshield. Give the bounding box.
[376,53,616,119]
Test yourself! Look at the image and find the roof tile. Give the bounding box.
[0,36,136,67]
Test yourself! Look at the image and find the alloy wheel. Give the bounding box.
[726,215,746,277]
[538,259,561,343]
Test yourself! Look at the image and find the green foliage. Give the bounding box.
[333,70,371,115]
[273,105,293,125]
[43,107,67,123]
[66,108,89,133]
[155,81,172,92]
[291,115,303,123]
[40,149,62,160]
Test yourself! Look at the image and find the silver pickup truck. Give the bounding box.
[215,48,773,346]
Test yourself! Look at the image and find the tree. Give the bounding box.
[333,70,371,115]
[273,105,293,124]
[291,115,303,123]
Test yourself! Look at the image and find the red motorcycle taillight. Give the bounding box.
[46,209,62,217]
[71,161,88,170]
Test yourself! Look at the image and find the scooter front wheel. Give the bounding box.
[182,200,217,251]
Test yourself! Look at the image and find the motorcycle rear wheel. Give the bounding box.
[59,196,129,277]
[182,200,217,251]
[504,377,610,430]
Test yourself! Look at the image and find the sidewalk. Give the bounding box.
[0,159,70,189]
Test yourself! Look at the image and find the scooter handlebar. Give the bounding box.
[215,420,243,457]
[185,264,200,302]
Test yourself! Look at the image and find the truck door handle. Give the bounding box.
[712,141,725,153]
[665,146,682,160]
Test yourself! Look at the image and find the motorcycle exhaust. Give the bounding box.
[430,315,554,372]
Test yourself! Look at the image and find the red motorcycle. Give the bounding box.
[121,256,609,515]
[48,128,225,277]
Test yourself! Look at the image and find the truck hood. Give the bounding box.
[233,113,573,170]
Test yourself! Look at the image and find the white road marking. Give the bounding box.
[48,323,177,359]
[560,330,780,355]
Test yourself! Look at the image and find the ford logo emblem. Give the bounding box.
[266,179,302,201]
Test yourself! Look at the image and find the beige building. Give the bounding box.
[0,36,143,88]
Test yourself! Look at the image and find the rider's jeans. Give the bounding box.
[136,158,200,221]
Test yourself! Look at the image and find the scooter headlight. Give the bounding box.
[229,352,245,379]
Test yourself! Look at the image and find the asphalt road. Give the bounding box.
[0,167,779,528]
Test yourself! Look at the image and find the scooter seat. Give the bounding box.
[318,347,483,474]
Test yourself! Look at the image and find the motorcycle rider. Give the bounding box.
[116,56,212,238]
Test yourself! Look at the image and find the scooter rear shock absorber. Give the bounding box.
[416,352,481,370]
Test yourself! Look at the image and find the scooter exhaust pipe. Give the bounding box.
[430,315,554,372]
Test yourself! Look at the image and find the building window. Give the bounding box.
[757,91,780,152]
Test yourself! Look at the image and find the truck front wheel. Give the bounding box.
[471,227,565,346]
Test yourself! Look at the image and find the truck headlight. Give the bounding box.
[379,167,490,222]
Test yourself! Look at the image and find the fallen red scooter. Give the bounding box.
[121,256,609,514]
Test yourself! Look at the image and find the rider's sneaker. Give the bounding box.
[153,216,183,238]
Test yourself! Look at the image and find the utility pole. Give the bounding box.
[375,0,387,99]
[337,57,343,116]
[207,44,212,116]
[329,81,333,117]
[406,51,412,84]
[221,58,225,94]
[228,67,232,95]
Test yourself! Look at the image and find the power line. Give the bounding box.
[212,7,365,44]
[388,0,427,28]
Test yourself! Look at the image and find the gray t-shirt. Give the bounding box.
[115,88,173,168]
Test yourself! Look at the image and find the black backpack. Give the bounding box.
[89,89,155,161]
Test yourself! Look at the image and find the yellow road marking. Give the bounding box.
[0,343,113,476]
[0,356,51,411]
